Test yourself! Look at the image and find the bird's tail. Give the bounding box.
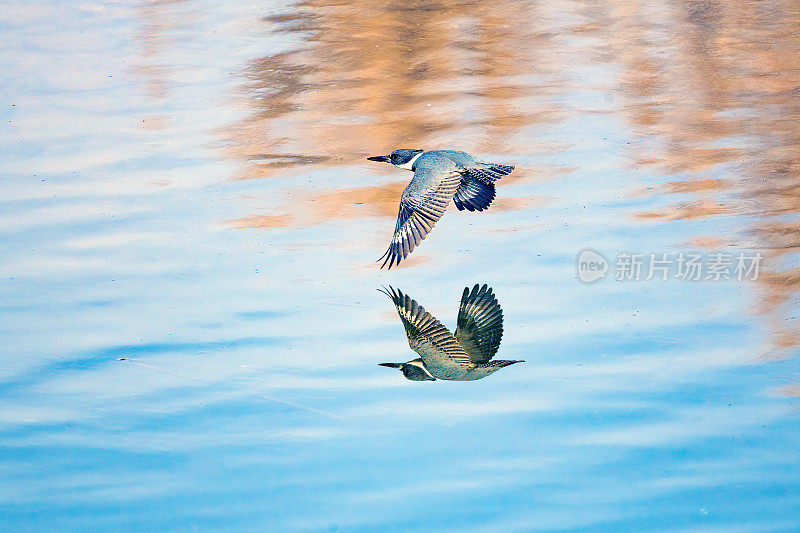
[465,163,515,184]
[485,359,524,369]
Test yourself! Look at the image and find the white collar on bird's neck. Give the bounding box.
[397,152,423,171]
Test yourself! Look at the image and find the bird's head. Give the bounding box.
[367,149,424,170]
[378,361,436,381]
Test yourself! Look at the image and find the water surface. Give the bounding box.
[2,0,800,531]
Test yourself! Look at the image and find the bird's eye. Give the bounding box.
[391,154,398,163]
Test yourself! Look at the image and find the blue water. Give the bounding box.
[2,1,800,531]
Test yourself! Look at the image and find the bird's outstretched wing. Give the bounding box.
[453,179,496,212]
[378,166,463,269]
[379,286,473,369]
[454,284,504,363]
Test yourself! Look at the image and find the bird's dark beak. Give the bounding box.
[379,362,402,368]
[367,155,391,163]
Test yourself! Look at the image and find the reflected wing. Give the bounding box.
[378,167,463,269]
[379,286,472,368]
[454,284,504,363]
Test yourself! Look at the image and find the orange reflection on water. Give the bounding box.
[228,180,544,231]
[601,0,800,361]
[224,0,567,179]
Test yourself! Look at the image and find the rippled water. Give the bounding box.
[3,1,800,530]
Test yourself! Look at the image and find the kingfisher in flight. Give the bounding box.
[367,149,515,269]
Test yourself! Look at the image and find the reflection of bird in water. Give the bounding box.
[367,149,515,269]
[378,284,523,381]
